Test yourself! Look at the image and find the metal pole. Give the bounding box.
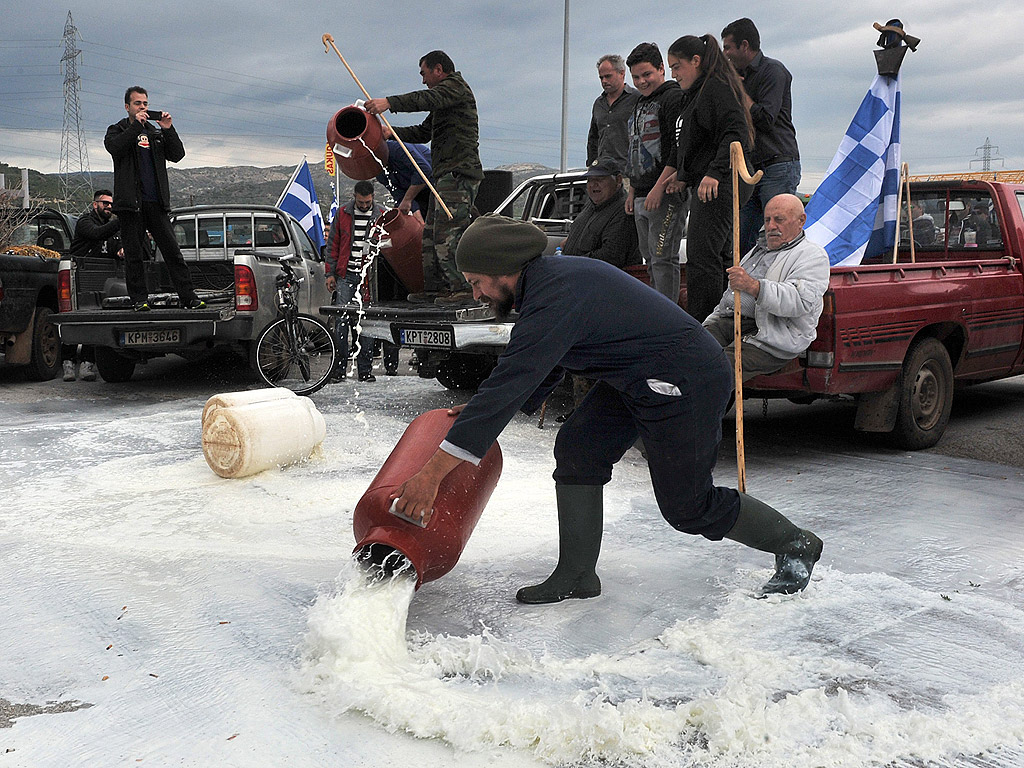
[559,0,570,172]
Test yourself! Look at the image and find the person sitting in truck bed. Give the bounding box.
[702,193,829,381]
[561,157,640,269]
[62,189,122,382]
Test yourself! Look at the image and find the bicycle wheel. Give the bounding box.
[253,313,336,396]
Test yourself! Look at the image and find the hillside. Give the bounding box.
[1,160,558,216]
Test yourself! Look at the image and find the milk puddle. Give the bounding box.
[300,560,1024,768]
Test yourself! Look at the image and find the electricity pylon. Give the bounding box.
[59,11,92,212]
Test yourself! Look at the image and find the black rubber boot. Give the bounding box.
[725,493,823,595]
[516,485,603,604]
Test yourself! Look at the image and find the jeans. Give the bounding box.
[331,276,370,377]
[738,160,801,255]
[633,192,686,303]
[331,276,398,377]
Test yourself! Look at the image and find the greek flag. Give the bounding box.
[804,74,901,267]
[328,179,339,224]
[277,159,325,248]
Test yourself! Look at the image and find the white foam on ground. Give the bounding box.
[3,376,1023,767]
[301,560,1024,767]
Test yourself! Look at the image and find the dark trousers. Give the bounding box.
[119,201,196,304]
[685,182,752,323]
[552,359,740,540]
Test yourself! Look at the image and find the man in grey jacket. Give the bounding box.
[703,194,829,379]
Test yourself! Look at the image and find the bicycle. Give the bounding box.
[252,256,336,396]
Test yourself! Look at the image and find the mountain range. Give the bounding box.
[0,160,557,215]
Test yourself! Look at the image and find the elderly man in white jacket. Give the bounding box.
[702,193,830,380]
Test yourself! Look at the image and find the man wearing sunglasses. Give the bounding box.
[64,189,122,381]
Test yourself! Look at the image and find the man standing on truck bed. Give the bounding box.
[104,86,204,313]
[721,18,801,256]
[389,214,823,605]
[365,50,484,307]
[587,54,639,170]
[62,189,122,382]
[624,43,686,305]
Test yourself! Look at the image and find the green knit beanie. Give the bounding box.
[455,213,548,275]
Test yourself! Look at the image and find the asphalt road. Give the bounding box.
[3,352,1024,471]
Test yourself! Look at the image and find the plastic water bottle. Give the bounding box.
[554,246,563,256]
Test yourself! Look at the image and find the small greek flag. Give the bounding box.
[277,159,325,248]
[328,179,339,224]
[804,74,901,267]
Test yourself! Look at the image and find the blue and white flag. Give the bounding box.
[277,159,325,249]
[328,179,339,225]
[804,74,901,267]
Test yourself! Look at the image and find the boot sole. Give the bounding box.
[515,586,601,605]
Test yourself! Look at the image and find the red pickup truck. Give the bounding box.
[746,175,1024,449]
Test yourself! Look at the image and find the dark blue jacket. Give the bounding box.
[377,141,432,213]
[445,256,727,460]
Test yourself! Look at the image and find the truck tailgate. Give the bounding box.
[54,306,254,348]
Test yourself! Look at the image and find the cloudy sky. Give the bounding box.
[2,0,1022,191]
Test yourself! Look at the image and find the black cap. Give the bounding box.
[586,157,622,178]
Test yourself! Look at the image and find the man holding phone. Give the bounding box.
[104,86,203,311]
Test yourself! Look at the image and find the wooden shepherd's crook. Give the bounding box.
[729,141,763,493]
[893,162,915,264]
[322,34,453,220]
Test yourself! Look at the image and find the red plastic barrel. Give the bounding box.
[375,208,425,294]
[352,409,502,588]
[326,105,390,180]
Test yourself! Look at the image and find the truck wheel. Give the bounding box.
[26,307,61,381]
[95,346,137,383]
[435,353,496,391]
[893,337,953,450]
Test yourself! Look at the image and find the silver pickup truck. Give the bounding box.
[55,204,331,382]
[337,170,685,390]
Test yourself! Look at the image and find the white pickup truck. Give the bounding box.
[335,170,684,390]
[54,204,331,382]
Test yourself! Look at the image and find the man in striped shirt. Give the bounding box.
[325,181,390,381]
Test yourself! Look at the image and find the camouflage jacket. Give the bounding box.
[388,72,484,181]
